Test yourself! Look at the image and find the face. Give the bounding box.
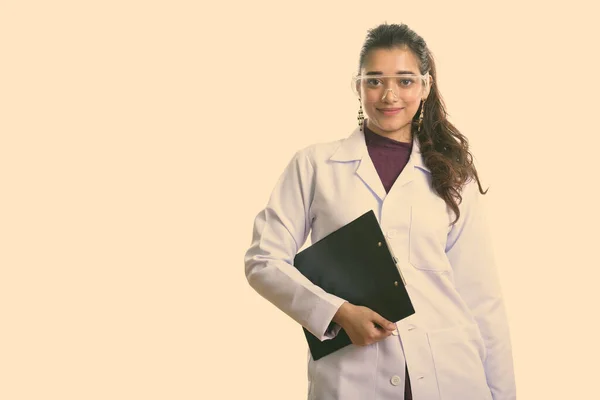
[357,47,432,141]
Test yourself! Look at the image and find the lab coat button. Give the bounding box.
[390,375,401,386]
[386,229,397,238]
[392,329,399,336]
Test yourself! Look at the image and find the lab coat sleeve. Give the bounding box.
[244,148,346,341]
[445,178,516,400]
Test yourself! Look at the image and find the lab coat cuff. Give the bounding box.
[323,321,343,340]
[306,294,347,341]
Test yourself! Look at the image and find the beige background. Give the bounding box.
[2,1,599,399]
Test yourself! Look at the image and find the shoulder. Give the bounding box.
[294,136,348,167]
[287,126,360,170]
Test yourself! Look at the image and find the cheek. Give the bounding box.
[361,99,377,115]
[362,93,379,107]
[363,104,379,120]
[407,105,418,117]
[363,91,382,105]
[406,101,422,117]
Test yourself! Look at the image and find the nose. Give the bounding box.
[381,88,398,102]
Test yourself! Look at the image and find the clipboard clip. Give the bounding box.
[381,235,406,286]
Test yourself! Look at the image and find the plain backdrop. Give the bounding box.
[2,1,600,399]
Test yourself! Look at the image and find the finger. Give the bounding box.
[371,321,393,336]
[372,312,396,331]
[371,327,393,342]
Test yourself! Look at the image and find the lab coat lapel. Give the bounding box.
[356,152,387,201]
[330,127,387,201]
[387,135,426,192]
[330,127,432,201]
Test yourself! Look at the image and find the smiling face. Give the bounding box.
[358,46,431,142]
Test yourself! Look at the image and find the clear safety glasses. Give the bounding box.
[351,72,430,101]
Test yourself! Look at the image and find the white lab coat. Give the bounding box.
[244,126,516,400]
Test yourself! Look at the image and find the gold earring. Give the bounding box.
[417,99,425,133]
[357,100,364,131]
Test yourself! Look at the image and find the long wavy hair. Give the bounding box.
[358,23,488,225]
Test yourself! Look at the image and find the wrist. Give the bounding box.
[332,301,352,327]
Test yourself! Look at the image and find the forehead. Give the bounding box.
[361,47,420,74]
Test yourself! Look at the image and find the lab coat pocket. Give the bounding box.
[408,199,451,272]
[427,323,492,400]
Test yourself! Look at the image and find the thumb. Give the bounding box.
[372,312,395,331]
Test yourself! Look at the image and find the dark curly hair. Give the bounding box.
[358,23,488,225]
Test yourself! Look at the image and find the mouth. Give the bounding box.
[377,107,404,116]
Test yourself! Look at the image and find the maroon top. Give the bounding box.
[364,122,414,398]
[364,122,413,194]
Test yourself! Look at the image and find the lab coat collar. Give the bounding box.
[330,125,430,173]
[330,125,430,201]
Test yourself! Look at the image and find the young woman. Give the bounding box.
[244,23,516,400]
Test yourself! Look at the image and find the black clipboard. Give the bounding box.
[293,210,415,360]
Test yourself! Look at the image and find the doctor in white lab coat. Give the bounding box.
[244,23,516,400]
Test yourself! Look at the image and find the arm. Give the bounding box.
[445,178,516,400]
[244,148,346,341]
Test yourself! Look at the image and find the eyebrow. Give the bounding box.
[365,70,417,75]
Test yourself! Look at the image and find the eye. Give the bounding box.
[366,78,382,86]
[399,78,415,87]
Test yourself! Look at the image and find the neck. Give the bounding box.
[365,119,413,143]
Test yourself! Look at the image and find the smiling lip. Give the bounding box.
[378,108,404,115]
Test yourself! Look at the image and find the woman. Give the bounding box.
[244,23,516,400]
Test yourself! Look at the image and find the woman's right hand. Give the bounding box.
[332,301,397,346]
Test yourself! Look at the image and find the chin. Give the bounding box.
[376,119,409,132]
